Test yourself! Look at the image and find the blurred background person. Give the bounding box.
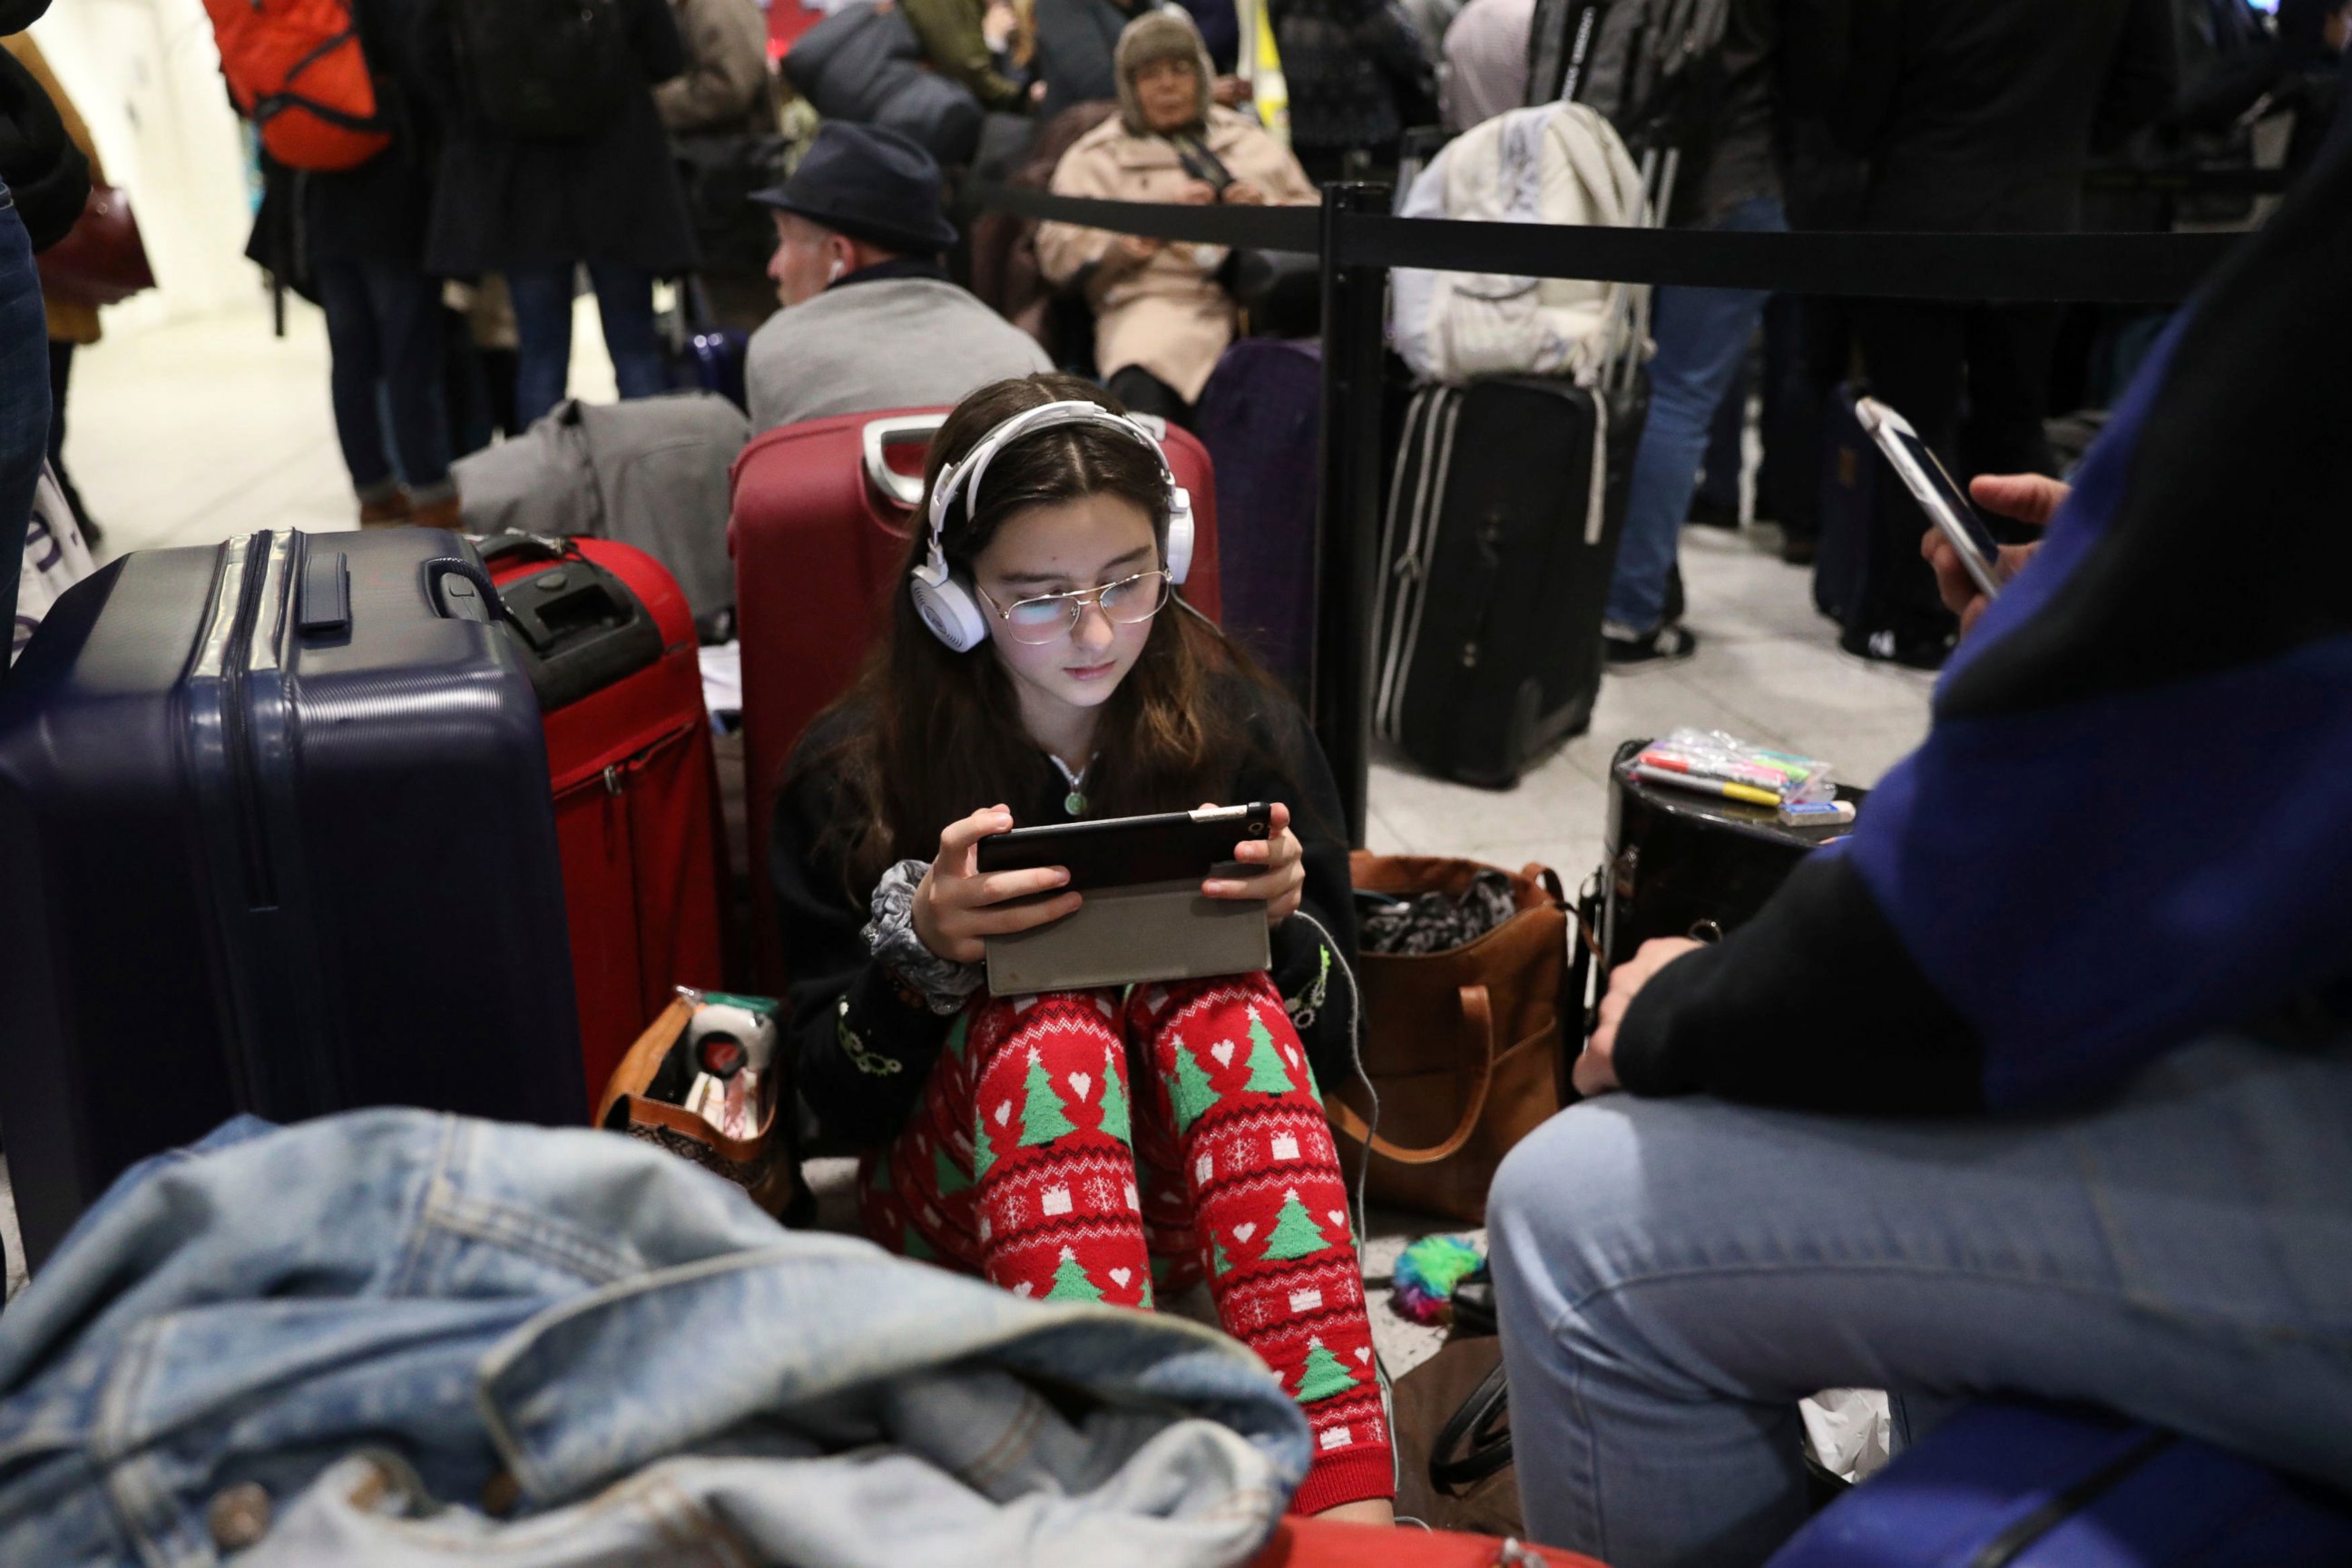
[1037,10,1314,426]
[423,0,701,424]
[0,0,85,654]
[1,32,100,546]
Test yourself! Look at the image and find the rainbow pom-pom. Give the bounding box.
[1392,1233,1485,1325]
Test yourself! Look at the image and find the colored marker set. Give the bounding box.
[1635,729,1839,811]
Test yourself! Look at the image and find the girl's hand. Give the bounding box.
[1201,801,1306,926]
[912,805,1084,964]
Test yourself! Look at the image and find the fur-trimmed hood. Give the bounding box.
[1114,8,1215,136]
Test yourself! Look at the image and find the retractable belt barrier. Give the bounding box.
[963,180,2244,302]
[960,172,2267,845]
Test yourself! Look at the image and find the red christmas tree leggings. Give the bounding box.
[859,973,1393,1514]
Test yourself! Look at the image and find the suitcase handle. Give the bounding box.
[423,557,513,626]
[860,415,946,512]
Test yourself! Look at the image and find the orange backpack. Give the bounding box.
[204,0,391,172]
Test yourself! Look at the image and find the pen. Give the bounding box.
[1634,764,1784,808]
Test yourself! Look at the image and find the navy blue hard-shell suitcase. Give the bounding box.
[1767,1401,2352,1568]
[0,527,586,1270]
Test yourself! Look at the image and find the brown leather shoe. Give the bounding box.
[407,494,462,533]
[358,493,412,528]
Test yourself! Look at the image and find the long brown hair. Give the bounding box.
[808,374,1286,889]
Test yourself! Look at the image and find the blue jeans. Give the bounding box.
[314,258,453,505]
[0,185,53,663]
[0,1110,1310,1566]
[1604,197,1787,633]
[506,262,669,426]
[1488,1031,2352,1568]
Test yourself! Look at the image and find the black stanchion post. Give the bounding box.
[1311,181,1390,850]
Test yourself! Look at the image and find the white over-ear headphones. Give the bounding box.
[908,399,1195,652]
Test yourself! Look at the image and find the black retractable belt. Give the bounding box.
[962,180,2244,303]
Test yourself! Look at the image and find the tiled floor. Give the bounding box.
[13,301,1933,1375]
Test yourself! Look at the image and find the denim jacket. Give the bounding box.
[0,1111,1308,1566]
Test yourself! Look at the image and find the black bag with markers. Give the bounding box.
[1571,738,1869,1034]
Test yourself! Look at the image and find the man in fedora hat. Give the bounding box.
[745,122,1051,433]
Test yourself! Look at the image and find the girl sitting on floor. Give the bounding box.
[771,374,1393,1523]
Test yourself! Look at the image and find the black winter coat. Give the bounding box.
[1030,0,1152,122]
[416,0,701,276]
[0,0,86,251]
[304,0,438,268]
[1787,0,2178,232]
[1267,0,1434,158]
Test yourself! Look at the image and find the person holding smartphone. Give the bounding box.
[770,375,1393,1524]
[1484,130,2352,1567]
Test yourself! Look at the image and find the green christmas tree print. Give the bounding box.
[944,1014,971,1062]
[934,1140,971,1195]
[1211,1233,1234,1279]
[1260,1187,1330,1261]
[1241,1005,1295,1094]
[1098,1044,1132,1144]
[1169,1035,1221,1135]
[1045,1245,1102,1302]
[1019,1046,1079,1147]
[903,1224,936,1263]
[973,1105,997,1181]
[1293,1337,1357,1402]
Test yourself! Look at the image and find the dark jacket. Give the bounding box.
[1032,0,1158,121]
[1788,0,2178,231]
[0,0,87,251]
[417,0,701,275]
[1613,134,2352,1116]
[771,676,1360,1148]
[303,0,438,268]
[1267,0,1434,157]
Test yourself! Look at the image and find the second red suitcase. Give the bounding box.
[728,407,1223,995]
[483,535,728,1098]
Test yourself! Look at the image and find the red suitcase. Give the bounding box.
[1250,1519,1602,1566]
[484,534,728,1098]
[728,407,1223,995]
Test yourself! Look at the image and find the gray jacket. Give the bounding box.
[748,271,1054,433]
[455,391,750,625]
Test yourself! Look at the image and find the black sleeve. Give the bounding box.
[769,746,956,1149]
[631,0,691,84]
[1232,688,1361,1092]
[1609,851,1986,1114]
[2093,0,2180,151]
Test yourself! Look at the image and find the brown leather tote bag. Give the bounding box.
[1329,852,1573,1224]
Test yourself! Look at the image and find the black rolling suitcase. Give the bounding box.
[0,527,586,1270]
[1372,376,1648,789]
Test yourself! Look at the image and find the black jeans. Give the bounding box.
[1851,299,2063,636]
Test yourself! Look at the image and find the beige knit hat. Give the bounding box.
[1114,8,1214,135]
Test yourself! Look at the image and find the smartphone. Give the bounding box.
[1853,396,2006,601]
[973,804,1274,995]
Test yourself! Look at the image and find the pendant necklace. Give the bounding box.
[1051,754,1094,817]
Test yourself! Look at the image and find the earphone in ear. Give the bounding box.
[908,401,1195,652]
[827,258,844,282]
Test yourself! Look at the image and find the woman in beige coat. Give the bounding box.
[1035,9,1316,426]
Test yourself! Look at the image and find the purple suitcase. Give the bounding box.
[0,527,586,1269]
[1194,338,1321,700]
[1768,1401,2352,1568]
